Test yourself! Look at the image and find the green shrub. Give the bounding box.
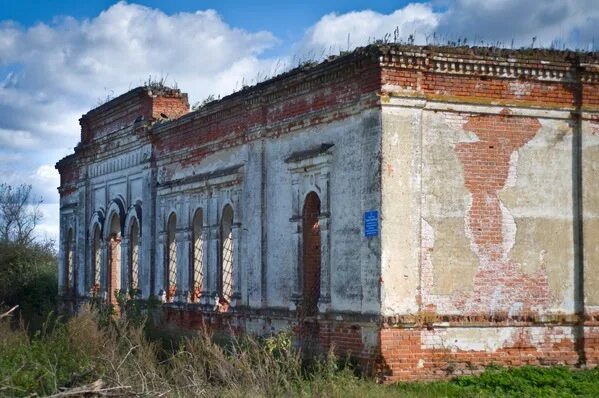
[0,316,95,396]
[0,241,57,330]
[452,365,599,397]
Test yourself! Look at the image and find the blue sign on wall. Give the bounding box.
[364,210,379,238]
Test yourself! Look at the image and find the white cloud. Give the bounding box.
[0,0,596,244]
[0,128,41,149]
[298,0,598,55]
[31,164,60,203]
[0,1,283,242]
[298,4,439,56]
[438,0,599,49]
[0,1,281,155]
[36,203,60,245]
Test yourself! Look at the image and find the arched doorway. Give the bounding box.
[107,213,121,304]
[302,192,321,317]
[299,192,321,353]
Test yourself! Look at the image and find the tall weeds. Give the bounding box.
[5,308,596,397]
[0,308,325,397]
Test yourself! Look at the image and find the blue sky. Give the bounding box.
[0,1,438,58]
[1,1,428,39]
[0,0,597,242]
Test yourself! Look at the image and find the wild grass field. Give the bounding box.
[1,308,599,397]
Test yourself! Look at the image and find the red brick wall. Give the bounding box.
[379,326,586,382]
[583,82,599,109]
[151,95,189,120]
[584,327,599,366]
[378,48,599,381]
[79,87,189,143]
[157,306,599,382]
[163,307,376,372]
[380,49,598,111]
[433,110,552,314]
[152,54,381,168]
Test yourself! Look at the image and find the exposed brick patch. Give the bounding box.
[380,326,582,382]
[584,327,599,366]
[151,95,189,120]
[583,82,599,109]
[452,110,551,314]
[421,110,551,316]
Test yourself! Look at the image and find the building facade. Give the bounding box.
[56,45,599,381]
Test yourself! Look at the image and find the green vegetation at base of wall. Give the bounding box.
[1,309,599,397]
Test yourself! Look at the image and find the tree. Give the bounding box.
[0,183,43,245]
[0,183,56,329]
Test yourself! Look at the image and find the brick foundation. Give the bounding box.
[379,325,588,381]
[157,306,599,382]
[160,306,378,370]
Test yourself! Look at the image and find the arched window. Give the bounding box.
[92,225,102,295]
[166,213,177,302]
[302,192,321,317]
[65,228,75,295]
[220,205,234,303]
[129,219,140,292]
[108,213,122,303]
[191,209,204,302]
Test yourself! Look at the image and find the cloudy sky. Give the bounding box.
[0,0,597,243]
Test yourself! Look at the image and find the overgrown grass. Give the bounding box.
[1,309,599,397]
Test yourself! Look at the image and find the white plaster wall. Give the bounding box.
[420,326,575,352]
[61,140,155,299]
[380,105,422,315]
[57,190,79,293]
[262,110,381,312]
[582,119,599,308]
[155,108,382,314]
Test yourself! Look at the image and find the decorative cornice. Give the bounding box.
[158,164,244,191]
[380,46,599,83]
[88,146,152,178]
[285,143,334,163]
[581,63,599,83]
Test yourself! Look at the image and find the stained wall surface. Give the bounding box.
[378,45,599,381]
[382,105,576,316]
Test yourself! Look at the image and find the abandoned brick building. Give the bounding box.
[56,44,599,381]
